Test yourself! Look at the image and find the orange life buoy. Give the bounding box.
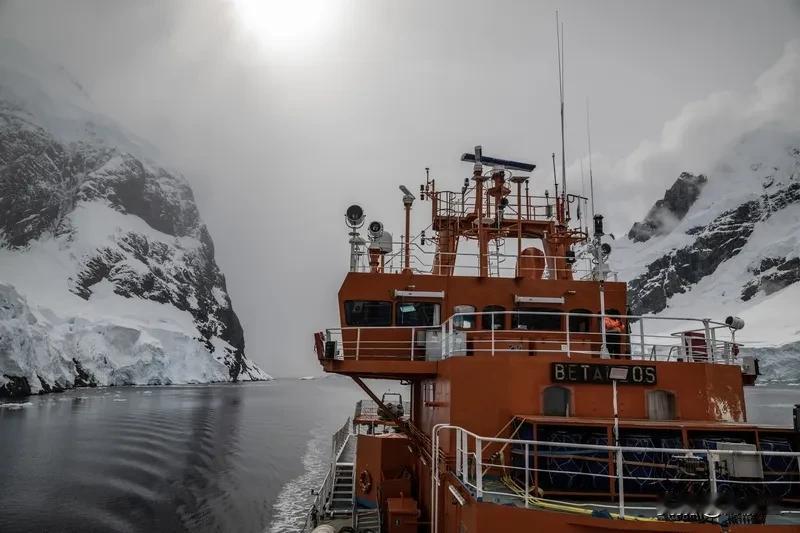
[359,469,372,493]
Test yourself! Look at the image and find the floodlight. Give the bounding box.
[368,220,384,240]
[345,204,365,228]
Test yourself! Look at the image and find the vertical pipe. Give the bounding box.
[565,312,571,357]
[404,204,411,272]
[356,328,361,360]
[475,177,488,278]
[410,327,415,360]
[516,180,522,274]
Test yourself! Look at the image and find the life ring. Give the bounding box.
[359,470,372,493]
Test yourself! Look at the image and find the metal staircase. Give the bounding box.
[354,507,381,532]
[329,462,354,516]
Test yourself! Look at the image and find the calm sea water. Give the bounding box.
[0,380,796,533]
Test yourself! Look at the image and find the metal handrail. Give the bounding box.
[323,310,743,366]
[353,241,615,280]
[433,424,800,527]
[305,418,353,530]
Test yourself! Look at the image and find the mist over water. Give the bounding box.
[0,381,795,533]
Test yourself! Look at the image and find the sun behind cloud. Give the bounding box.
[230,0,340,55]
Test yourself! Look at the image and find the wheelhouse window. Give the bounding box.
[512,307,562,331]
[396,302,441,327]
[452,305,476,330]
[344,300,392,327]
[481,305,505,330]
[647,390,676,420]
[543,385,571,416]
[568,309,592,332]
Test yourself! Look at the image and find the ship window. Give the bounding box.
[344,300,392,327]
[568,309,592,332]
[481,306,505,330]
[396,302,440,327]
[452,305,476,330]
[543,386,571,416]
[647,390,676,420]
[512,308,562,332]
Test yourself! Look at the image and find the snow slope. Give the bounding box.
[611,126,800,381]
[0,41,269,397]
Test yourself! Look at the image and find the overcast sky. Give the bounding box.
[1,0,799,376]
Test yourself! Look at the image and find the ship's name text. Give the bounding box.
[551,363,657,385]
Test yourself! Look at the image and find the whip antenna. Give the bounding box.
[587,98,596,221]
[556,11,567,223]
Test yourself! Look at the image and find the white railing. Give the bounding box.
[353,241,615,280]
[305,418,353,530]
[322,311,743,366]
[441,311,741,363]
[431,424,800,530]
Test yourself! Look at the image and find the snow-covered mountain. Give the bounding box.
[0,41,269,397]
[611,126,800,380]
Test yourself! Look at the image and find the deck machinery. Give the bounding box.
[308,148,800,532]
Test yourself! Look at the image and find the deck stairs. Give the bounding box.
[354,507,380,532]
[329,461,354,516]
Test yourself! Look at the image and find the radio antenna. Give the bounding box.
[556,11,567,223]
[586,98,596,221]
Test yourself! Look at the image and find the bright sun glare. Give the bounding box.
[231,0,336,52]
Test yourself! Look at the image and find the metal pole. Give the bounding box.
[476,437,483,500]
[565,312,571,357]
[404,204,411,272]
[639,319,646,359]
[707,451,718,502]
[703,319,713,361]
[616,447,625,518]
[440,322,446,359]
[410,327,415,360]
[524,442,530,508]
[600,282,609,358]
[613,378,624,517]
[356,328,361,360]
[461,431,468,484]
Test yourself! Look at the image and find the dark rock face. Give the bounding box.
[0,375,32,397]
[0,98,257,385]
[742,257,800,301]
[627,182,800,315]
[628,172,707,243]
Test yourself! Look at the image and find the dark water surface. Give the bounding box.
[0,378,369,533]
[0,381,797,533]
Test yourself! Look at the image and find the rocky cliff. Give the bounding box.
[612,126,800,381]
[0,41,269,397]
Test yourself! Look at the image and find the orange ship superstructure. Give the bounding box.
[305,147,800,533]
